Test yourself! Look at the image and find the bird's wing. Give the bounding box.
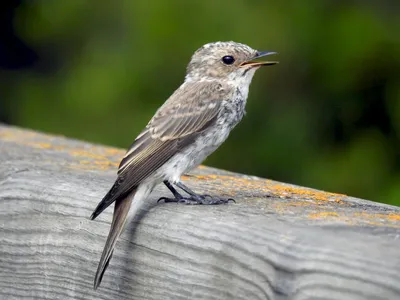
[90,80,228,220]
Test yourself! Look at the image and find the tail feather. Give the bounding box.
[93,189,135,289]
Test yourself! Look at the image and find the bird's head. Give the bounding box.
[185,41,278,83]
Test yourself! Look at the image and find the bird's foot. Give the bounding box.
[197,194,235,204]
[158,194,235,205]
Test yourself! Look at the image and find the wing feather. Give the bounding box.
[119,80,226,176]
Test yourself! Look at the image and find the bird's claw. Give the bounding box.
[202,194,235,203]
[157,197,177,203]
[157,195,235,205]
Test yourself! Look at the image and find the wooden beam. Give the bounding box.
[1,125,400,300]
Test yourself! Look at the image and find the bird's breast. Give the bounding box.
[219,87,247,128]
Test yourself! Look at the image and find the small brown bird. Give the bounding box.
[90,41,278,289]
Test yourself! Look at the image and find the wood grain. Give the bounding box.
[1,125,400,300]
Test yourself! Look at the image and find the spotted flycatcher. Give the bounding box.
[90,41,278,289]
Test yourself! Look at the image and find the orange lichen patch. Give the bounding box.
[308,211,340,219]
[388,214,400,221]
[93,160,119,168]
[1,128,127,169]
[102,148,125,156]
[181,175,190,181]
[30,142,53,149]
[1,139,63,150]
[270,201,316,216]
[69,150,109,160]
[0,127,54,141]
[14,141,67,152]
[353,212,400,223]
[186,174,346,203]
[274,200,324,208]
[68,147,124,165]
[1,133,67,152]
[25,142,121,163]
[68,160,119,171]
[270,201,352,219]
[306,211,400,227]
[0,131,14,138]
[78,160,119,167]
[67,148,123,171]
[193,174,218,181]
[269,184,346,203]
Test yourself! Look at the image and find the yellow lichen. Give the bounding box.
[69,150,109,160]
[353,212,400,223]
[308,211,340,219]
[185,174,346,203]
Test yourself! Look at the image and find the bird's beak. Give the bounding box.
[240,51,279,67]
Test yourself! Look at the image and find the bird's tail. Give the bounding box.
[90,180,125,221]
[93,189,136,289]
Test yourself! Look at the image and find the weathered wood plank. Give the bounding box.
[1,124,400,300]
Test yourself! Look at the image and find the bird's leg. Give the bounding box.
[174,181,202,199]
[176,181,235,204]
[157,180,185,203]
[158,181,234,205]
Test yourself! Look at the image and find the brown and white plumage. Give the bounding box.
[90,81,227,219]
[90,41,278,289]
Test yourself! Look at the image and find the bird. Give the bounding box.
[90,41,278,289]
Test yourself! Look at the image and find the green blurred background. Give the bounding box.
[1,1,399,205]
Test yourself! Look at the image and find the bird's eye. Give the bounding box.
[222,55,235,65]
